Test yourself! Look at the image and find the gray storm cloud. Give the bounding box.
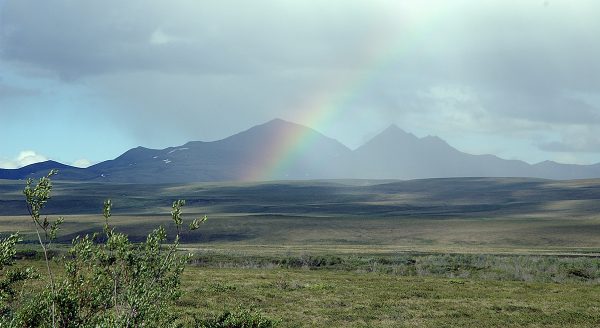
[1,0,599,158]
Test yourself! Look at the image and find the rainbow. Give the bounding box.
[245,6,444,181]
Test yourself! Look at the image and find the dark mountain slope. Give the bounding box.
[87,119,352,183]
[1,119,600,182]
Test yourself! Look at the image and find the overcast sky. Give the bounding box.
[1,0,600,168]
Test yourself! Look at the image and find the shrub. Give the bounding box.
[0,233,38,318]
[0,170,208,327]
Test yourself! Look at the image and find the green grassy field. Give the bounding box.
[16,255,600,327]
[176,267,600,327]
[2,177,600,326]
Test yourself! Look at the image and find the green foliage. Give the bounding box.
[12,227,191,327]
[172,199,186,233]
[1,171,213,327]
[23,170,65,243]
[23,170,57,221]
[0,234,20,271]
[0,233,39,317]
[189,215,208,231]
[172,200,207,234]
[22,170,63,327]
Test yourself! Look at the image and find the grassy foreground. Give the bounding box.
[16,250,600,327]
[176,266,600,327]
[175,250,600,327]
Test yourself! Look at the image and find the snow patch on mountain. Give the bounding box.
[168,147,189,154]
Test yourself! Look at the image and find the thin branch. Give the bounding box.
[31,218,56,328]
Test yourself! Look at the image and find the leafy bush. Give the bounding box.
[0,171,209,327]
[0,233,38,317]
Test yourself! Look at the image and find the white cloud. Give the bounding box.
[0,152,94,169]
[0,150,47,169]
[71,159,92,168]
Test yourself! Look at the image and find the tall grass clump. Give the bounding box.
[189,251,600,283]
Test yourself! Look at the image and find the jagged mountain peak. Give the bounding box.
[357,125,421,152]
[379,124,417,138]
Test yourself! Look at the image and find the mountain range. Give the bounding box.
[2,118,600,183]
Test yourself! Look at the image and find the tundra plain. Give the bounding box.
[2,177,600,326]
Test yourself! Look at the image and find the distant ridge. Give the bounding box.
[2,119,600,182]
[0,160,92,180]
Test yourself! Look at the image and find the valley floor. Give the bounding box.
[3,178,600,326]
